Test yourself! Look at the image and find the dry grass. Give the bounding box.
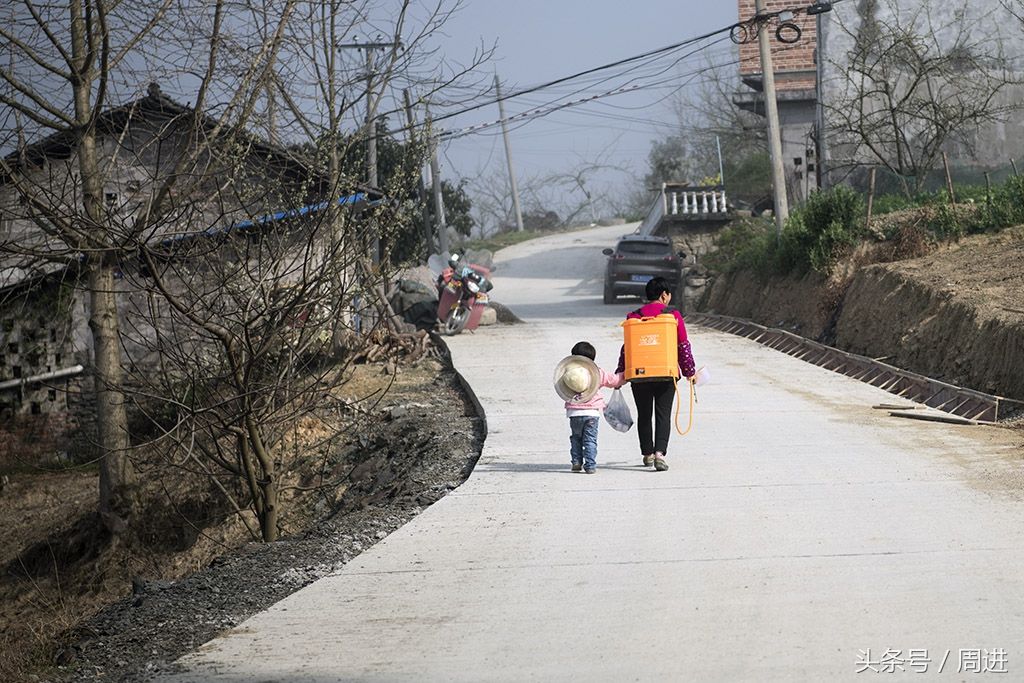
[0,355,447,681]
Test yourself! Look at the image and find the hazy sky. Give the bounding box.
[432,0,738,221]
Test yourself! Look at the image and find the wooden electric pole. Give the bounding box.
[365,48,378,190]
[755,0,790,237]
[425,107,449,255]
[430,146,449,255]
[403,89,434,258]
[336,38,400,263]
[814,11,828,190]
[495,75,525,232]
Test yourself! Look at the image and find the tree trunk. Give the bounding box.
[74,62,135,528]
[89,262,136,528]
[260,476,279,542]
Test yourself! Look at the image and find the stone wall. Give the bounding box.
[659,218,733,315]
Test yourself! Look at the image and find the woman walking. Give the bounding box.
[615,277,696,471]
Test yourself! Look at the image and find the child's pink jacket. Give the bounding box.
[564,369,625,415]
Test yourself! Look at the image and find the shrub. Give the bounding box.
[780,185,865,275]
[978,174,1024,231]
[703,218,776,275]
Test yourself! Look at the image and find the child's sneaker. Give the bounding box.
[572,462,582,472]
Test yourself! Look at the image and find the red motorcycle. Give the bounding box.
[436,255,493,335]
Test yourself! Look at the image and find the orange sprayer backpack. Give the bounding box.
[621,313,679,382]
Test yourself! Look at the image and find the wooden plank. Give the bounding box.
[889,410,979,426]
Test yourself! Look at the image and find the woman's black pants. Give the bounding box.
[630,379,676,456]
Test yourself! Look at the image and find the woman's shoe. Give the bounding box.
[642,453,654,467]
[653,453,669,471]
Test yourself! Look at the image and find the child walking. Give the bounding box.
[563,341,624,474]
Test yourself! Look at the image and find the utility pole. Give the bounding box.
[336,37,400,263]
[755,0,789,237]
[814,11,829,190]
[430,146,449,254]
[365,48,378,190]
[494,75,524,232]
[715,135,725,186]
[403,89,434,258]
[426,108,449,255]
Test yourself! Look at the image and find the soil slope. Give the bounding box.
[0,344,485,682]
[702,228,1024,401]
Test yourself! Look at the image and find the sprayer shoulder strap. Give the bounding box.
[631,306,679,318]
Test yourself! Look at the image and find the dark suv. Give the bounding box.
[602,235,684,304]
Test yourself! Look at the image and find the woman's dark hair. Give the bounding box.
[645,277,672,301]
[571,341,596,360]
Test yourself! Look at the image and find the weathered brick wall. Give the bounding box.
[0,283,90,465]
[0,284,76,417]
[1,91,328,467]
[738,0,817,89]
[0,411,80,468]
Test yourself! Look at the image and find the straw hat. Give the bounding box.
[553,355,601,402]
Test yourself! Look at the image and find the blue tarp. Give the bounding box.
[161,191,379,246]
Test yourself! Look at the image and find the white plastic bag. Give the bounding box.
[603,388,634,433]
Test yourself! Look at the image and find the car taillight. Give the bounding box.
[615,254,625,259]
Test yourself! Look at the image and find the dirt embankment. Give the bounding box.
[0,343,485,683]
[701,229,1024,401]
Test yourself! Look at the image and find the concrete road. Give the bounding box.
[168,224,1024,681]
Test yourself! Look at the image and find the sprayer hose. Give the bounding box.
[673,376,695,437]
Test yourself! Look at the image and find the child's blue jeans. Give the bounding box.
[569,416,599,470]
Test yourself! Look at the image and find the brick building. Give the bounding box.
[0,86,374,466]
[734,0,820,204]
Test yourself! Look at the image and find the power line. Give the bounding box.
[439,53,755,142]
[424,25,739,128]
[377,1,843,147]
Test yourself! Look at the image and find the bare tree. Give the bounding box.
[0,1,298,531]
[266,1,491,251]
[119,191,432,542]
[1000,0,1024,26]
[826,0,1018,196]
[466,151,628,235]
[541,152,630,227]
[632,55,771,216]
[110,1,489,541]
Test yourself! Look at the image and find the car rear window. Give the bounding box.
[617,241,670,255]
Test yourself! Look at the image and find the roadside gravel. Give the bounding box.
[51,340,485,683]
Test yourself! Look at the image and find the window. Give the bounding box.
[617,241,671,256]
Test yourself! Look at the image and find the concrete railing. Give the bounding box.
[638,183,728,236]
[668,189,728,216]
